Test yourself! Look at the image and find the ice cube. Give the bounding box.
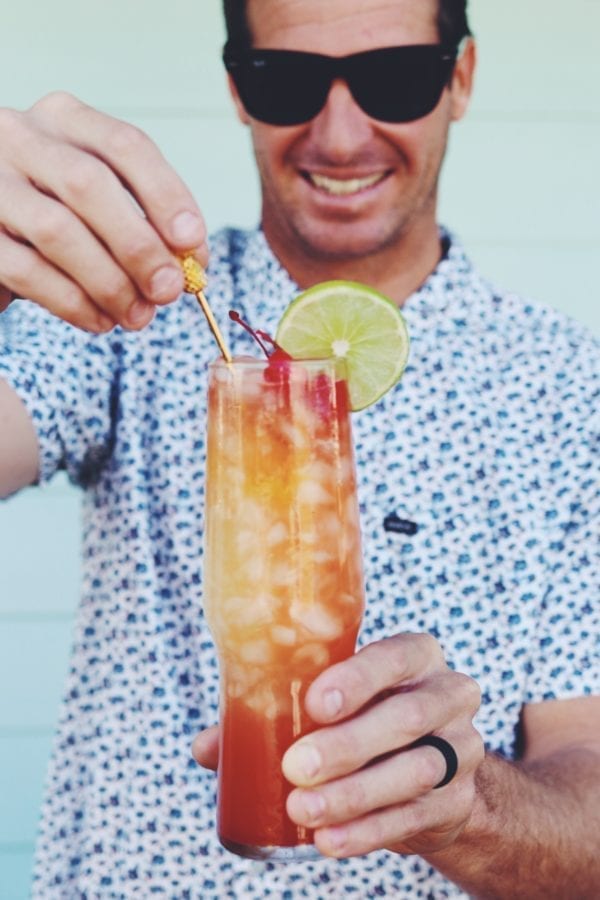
[318,511,342,539]
[236,529,261,555]
[245,682,290,720]
[271,625,297,646]
[239,639,272,665]
[267,522,289,546]
[290,601,344,641]
[291,642,330,669]
[223,594,276,631]
[278,421,310,450]
[225,662,262,698]
[313,550,335,564]
[241,553,267,585]
[301,528,318,545]
[238,375,264,401]
[270,562,293,588]
[297,480,332,505]
[238,500,268,532]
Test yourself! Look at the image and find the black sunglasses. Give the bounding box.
[223,43,459,126]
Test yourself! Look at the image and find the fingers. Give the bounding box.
[28,93,208,267]
[312,778,477,859]
[303,633,448,726]
[0,96,208,330]
[287,722,483,826]
[191,725,220,771]
[0,171,153,329]
[7,129,187,307]
[0,230,116,333]
[282,669,478,787]
[287,725,484,858]
[29,93,208,261]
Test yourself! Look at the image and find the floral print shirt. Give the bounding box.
[0,226,598,899]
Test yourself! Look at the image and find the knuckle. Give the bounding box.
[0,107,21,140]
[342,780,368,819]
[105,121,149,159]
[332,727,363,770]
[60,284,88,314]
[458,673,481,711]
[95,271,133,308]
[468,724,485,765]
[415,750,443,793]
[419,632,444,664]
[450,780,476,824]
[59,293,106,333]
[0,247,37,293]
[119,232,159,268]
[405,801,428,835]
[401,696,430,738]
[30,90,80,119]
[62,157,101,201]
[31,207,72,248]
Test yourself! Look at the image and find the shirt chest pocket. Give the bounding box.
[360,505,558,675]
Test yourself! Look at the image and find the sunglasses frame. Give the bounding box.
[223,43,460,126]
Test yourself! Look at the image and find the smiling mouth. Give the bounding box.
[304,171,389,196]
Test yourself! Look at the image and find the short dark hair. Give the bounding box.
[222,1,471,49]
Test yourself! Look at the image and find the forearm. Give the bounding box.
[424,746,600,899]
[0,377,38,498]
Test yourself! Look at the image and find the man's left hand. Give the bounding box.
[281,633,484,858]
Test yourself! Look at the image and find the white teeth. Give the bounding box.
[308,172,385,196]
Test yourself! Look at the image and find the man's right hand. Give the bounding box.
[0,92,208,332]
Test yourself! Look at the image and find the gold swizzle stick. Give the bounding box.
[179,253,232,363]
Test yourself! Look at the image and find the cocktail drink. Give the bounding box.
[203,356,365,860]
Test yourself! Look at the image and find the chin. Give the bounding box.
[295,222,401,263]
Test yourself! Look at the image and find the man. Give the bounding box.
[0,0,598,897]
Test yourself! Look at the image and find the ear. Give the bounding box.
[227,73,251,126]
[449,38,476,122]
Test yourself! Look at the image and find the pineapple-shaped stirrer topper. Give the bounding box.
[179,253,232,363]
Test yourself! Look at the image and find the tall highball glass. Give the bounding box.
[203,356,365,860]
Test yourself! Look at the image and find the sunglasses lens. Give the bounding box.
[225,46,456,126]
[231,52,330,126]
[349,47,454,123]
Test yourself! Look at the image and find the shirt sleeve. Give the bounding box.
[0,300,121,489]
[524,329,600,704]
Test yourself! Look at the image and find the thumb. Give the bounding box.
[191,724,220,770]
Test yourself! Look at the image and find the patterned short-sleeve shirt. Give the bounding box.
[0,226,598,899]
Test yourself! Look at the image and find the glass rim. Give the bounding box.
[208,355,343,370]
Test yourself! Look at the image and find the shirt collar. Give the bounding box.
[228,225,476,347]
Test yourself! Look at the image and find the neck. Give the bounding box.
[262,217,444,308]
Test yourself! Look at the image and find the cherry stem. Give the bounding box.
[229,310,271,358]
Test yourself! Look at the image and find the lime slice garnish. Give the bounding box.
[275,280,410,411]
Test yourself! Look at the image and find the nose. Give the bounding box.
[307,78,375,159]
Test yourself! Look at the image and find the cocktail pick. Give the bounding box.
[179,253,232,363]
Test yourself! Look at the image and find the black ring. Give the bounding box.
[412,735,458,788]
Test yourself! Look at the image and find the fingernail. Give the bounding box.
[171,211,205,244]
[150,266,182,302]
[286,743,321,781]
[301,791,326,822]
[323,689,344,719]
[128,299,154,327]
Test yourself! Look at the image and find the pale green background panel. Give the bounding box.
[1,0,599,896]
[0,735,54,845]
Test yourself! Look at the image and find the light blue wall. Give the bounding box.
[1,1,599,896]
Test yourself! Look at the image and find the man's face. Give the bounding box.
[232,0,472,272]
